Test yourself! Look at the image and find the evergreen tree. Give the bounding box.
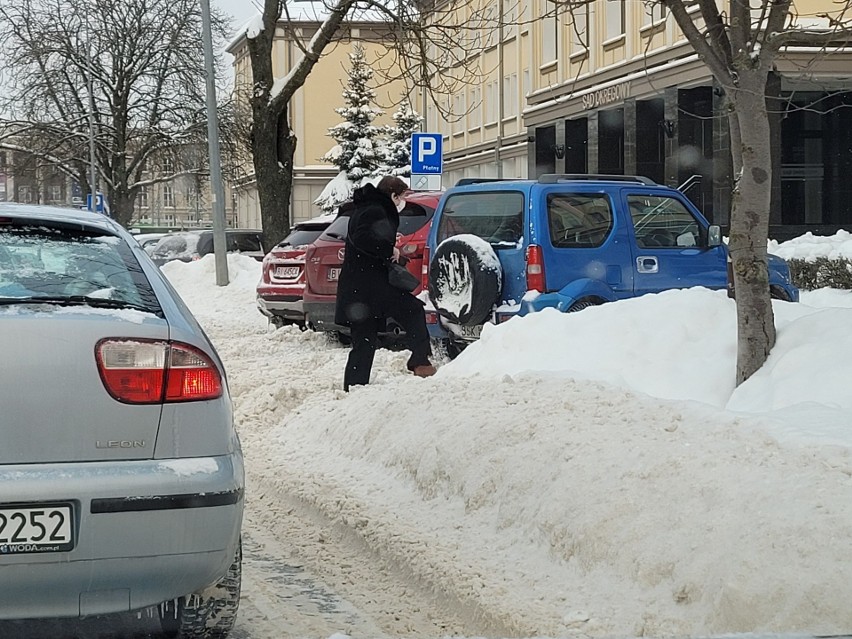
[380,97,423,177]
[323,43,384,180]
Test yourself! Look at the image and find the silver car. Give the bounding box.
[0,203,244,637]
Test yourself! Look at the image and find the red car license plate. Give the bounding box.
[0,503,75,554]
[327,268,341,281]
[274,266,300,279]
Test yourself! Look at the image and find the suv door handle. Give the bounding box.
[636,256,659,274]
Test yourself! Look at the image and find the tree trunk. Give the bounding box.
[251,106,294,247]
[727,72,776,384]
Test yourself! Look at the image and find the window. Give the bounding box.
[502,0,517,39]
[163,185,175,208]
[50,185,62,202]
[138,185,149,208]
[642,1,666,26]
[161,157,174,174]
[453,91,466,134]
[548,194,613,248]
[486,81,498,123]
[18,186,32,203]
[572,2,590,50]
[628,195,701,248]
[437,191,525,246]
[605,0,626,39]
[483,3,497,48]
[540,0,557,63]
[503,73,518,117]
[469,87,481,128]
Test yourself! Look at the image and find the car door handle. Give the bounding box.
[636,256,659,274]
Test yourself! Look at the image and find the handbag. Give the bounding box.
[387,261,419,292]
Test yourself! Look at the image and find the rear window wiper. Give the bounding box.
[0,295,158,314]
[324,231,345,240]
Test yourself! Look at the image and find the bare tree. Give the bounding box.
[0,0,231,227]
[241,0,484,247]
[550,0,851,383]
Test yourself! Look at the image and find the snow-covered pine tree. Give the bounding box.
[314,43,384,213]
[380,97,423,177]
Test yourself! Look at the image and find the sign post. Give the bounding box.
[410,133,443,191]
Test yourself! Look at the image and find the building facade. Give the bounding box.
[417,0,852,241]
[227,16,410,228]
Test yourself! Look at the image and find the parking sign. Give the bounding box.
[411,133,443,175]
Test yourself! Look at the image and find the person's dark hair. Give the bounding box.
[376,176,409,198]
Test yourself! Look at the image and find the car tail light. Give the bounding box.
[421,246,430,291]
[425,310,438,325]
[526,244,546,293]
[402,242,419,255]
[96,339,223,404]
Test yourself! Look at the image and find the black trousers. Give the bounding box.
[343,293,432,391]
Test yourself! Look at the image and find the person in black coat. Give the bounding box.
[335,176,435,391]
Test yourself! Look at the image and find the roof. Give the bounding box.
[0,202,122,234]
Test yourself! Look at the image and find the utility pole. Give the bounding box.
[85,5,98,211]
[200,0,229,286]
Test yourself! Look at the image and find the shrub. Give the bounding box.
[787,257,852,290]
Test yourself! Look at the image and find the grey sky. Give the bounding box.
[214,0,263,33]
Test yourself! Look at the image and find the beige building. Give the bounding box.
[227,17,410,228]
[418,0,852,241]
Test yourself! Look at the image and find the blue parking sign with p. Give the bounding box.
[411,133,443,175]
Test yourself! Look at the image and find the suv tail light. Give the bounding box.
[421,246,430,292]
[402,242,419,256]
[526,244,546,293]
[96,339,223,404]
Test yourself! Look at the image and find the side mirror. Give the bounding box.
[707,225,722,248]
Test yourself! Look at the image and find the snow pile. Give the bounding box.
[768,229,852,261]
[163,256,852,639]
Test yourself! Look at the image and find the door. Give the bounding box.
[625,192,727,295]
[537,188,634,299]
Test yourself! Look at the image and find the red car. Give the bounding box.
[302,191,442,340]
[256,215,334,328]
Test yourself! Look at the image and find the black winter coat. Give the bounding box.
[334,183,409,326]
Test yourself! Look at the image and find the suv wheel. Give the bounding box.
[567,299,597,313]
[159,540,242,638]
[429,236,501,326]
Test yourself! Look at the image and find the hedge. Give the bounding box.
[787,257,852,291]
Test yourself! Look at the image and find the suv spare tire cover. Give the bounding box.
[428,234,502,326]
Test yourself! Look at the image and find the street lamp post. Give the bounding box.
[199,0,229,286]
[85,5,98,211]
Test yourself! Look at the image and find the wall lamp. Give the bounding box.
[660,119,677,139]
[552,143,566,159]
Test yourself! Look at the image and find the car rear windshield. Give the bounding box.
[151,233,200,259]
[0,222,160,311]
[279,225,327,248]
[436,191,525,246]
[398,201,435,236]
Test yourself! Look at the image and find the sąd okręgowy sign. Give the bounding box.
[582,82,630,110]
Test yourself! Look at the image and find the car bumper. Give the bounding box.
[0,454,243,620]
[257,294,305,321]
[303,300,345,332]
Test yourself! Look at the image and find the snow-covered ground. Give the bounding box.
[162,231,852,638]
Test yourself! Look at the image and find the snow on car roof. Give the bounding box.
[0,202,121,233]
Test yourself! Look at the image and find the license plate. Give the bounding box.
[274,266,300,279]
[0,503,74,554]
[327,268,341,281]
[459,324,482,340]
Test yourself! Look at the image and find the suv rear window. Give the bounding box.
[548,193,613,248]
[398,201,435,236]
[280,225,327,248]
[152,233,200,259]
[437,191,524,246]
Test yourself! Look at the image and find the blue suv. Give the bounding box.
[424,174,798,350]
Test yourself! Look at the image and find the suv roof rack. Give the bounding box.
[454,177,521,186]
[538,174,657,186]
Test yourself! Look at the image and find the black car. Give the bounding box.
[150,229,266,266]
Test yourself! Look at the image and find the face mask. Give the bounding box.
[396,199,406,213]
